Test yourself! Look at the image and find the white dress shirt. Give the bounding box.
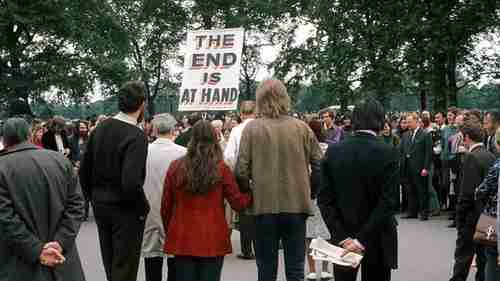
[223,118,254,171]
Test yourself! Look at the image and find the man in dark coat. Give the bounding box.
[0,118,85,281]
[449,121,495,281]
[318,98,399,281]
[80,81,150,281]
[400,112,433,221]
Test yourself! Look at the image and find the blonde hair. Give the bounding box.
[407,112,420,121]
[256,79,290,118]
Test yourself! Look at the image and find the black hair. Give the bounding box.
[118,81,145,113]
[460,121,483,143]
[487,111,500,124]
[352,97,385,132]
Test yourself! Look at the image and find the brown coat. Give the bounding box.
[236,116,323,216]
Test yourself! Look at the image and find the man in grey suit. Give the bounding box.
[0,118,85,281]
[449,121,495,281]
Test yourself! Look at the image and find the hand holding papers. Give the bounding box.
[309,237,363,268]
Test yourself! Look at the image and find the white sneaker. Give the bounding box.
[306,272,318,280]
[320,272,334,279]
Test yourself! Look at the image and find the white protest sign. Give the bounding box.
[178,28,244,111]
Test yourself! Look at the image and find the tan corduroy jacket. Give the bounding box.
[236,116,323,216]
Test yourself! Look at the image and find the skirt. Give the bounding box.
[306,199,331,240]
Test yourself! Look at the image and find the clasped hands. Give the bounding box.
[39,241,65,267]
[340,238,364,257]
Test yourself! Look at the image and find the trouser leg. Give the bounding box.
[145,257,164,281]
[279,214,307,281]
[255,214,280,281]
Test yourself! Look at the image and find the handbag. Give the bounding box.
[473,214,497,247]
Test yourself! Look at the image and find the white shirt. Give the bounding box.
[469,142,484,152]
[223,118,254,170]
[55,134,65,153]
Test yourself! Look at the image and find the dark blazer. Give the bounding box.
[41,130,71,153]
[0,143,85,281]
[318,132,400,269]
[456,144,496,225]
[400,127,432,177]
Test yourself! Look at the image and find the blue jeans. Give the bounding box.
[485,246,500,281]
[254,213,307,281]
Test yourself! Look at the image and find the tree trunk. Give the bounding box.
[431,53,447,111]
[447,49,458,107]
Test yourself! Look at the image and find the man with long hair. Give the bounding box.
[236,79,322,281]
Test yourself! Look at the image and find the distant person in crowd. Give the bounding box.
[305,120,332,280]
[476,128,500,281]
[161,121,251,281]
[421,111,441,216]
[70,121,89,166]
[318,98,399,281]
[71,120,91,220]
[396,115,409,139]
[441,108,459,222]
[433,112,447,208]
[143,116,156,143]
[211,119,227,151]
[448,111,466,228]
[308,119,327,154]
[484,111,500,156]
[80,81,150,281]
[449,121,495,281]
[224,101,257,260]
[400,112,433,221]
[0,118,85,281]
[175,113,201,147]
[42,116,71,157]
[390,116,400,135]
[342,114,354,136]
[237,79,322,281]
[31,124,45,148]
[142,113,186,281]
[379,120,400,147]
[321,109,345,145]
[231,117,240,129]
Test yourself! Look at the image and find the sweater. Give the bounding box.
[79,118,150,215]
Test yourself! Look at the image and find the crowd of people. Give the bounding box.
[0,78,499,281]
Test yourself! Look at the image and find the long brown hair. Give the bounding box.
[180,120,222,195]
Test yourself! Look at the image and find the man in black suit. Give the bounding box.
[449,121,495,281]
[400,112,433,221]
[318,98,399,281]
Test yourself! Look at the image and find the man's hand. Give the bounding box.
[421,169,428,177]
[341,239,364,256]
[44,241,63,253]
[39,247,65,267]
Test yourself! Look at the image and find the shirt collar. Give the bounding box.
[153,137,175,145]
[469,142,484,152]
[356,130,377,137]
[113,112,138,126]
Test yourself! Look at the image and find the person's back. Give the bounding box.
[241,116,318,215]
[79,81,150,281]
[318,98,399,281]
[0,119,85,281]
[323,135,399,233]
[84,118,148,209]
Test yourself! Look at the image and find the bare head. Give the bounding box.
[255,79,290,118]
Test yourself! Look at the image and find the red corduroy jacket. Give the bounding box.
[161,159,251,257]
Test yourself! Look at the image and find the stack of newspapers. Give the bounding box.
[309,237,363,268]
